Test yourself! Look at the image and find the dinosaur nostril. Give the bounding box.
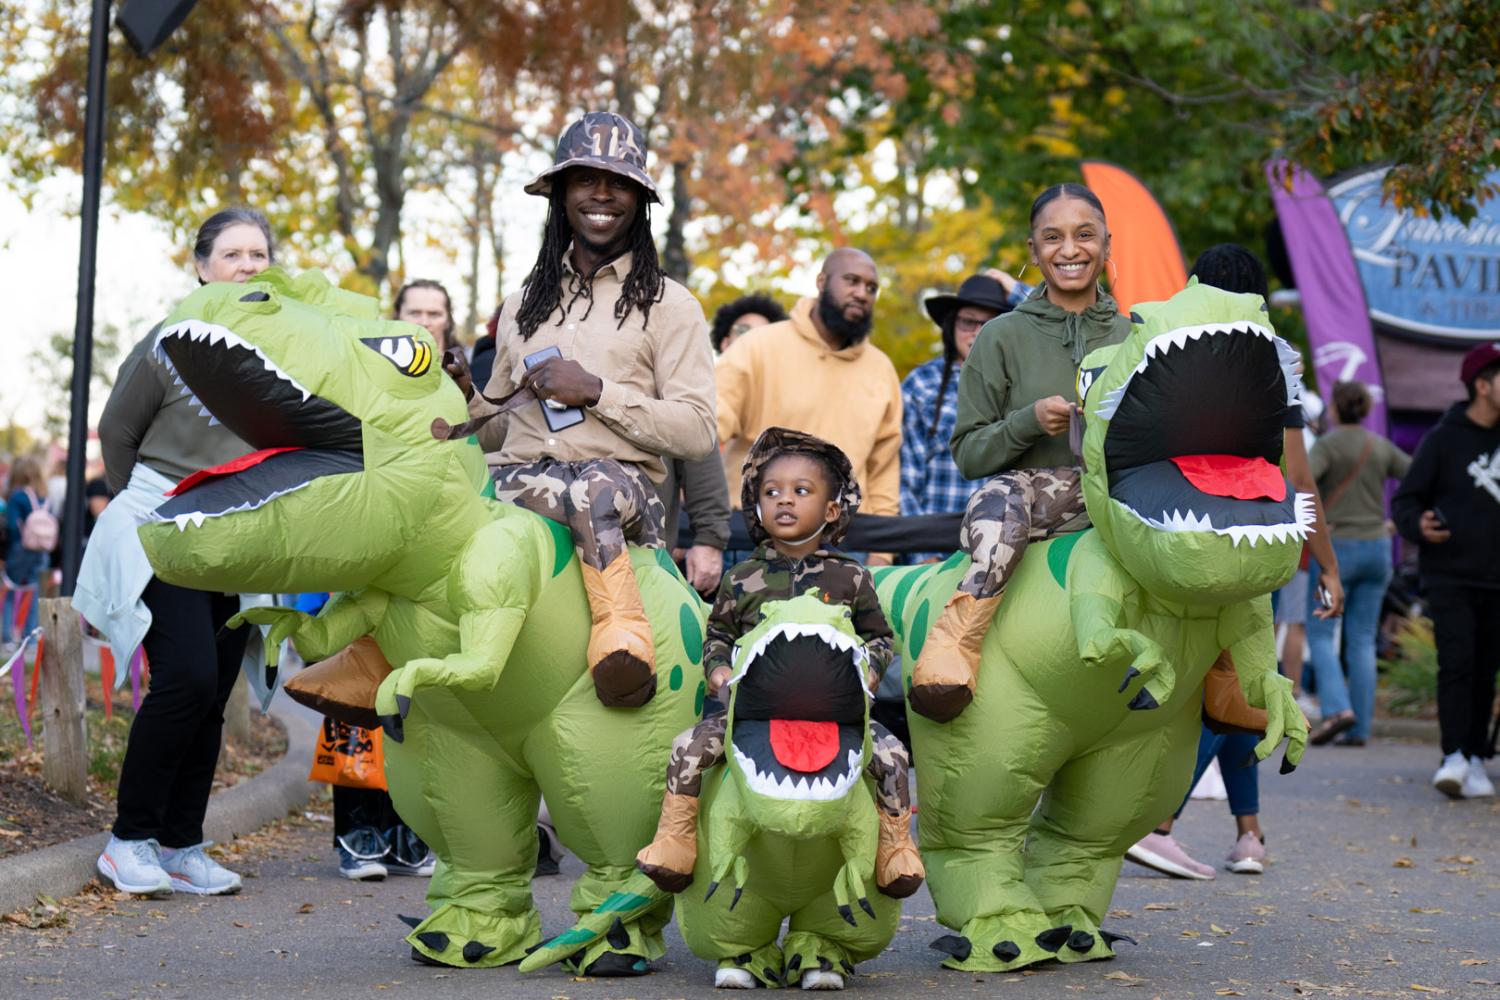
[239,291,270,302]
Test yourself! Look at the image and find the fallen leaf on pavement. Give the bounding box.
[1460,959,1489,967]
[1408,907,1443,914]
[1105,971,1145,982]
[1210,924,1231,936]
[1408,985,1445,994]
[1392,857,1415,868]
[1143,903,1176,911]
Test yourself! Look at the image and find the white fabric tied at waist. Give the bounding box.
[73,462,278,711]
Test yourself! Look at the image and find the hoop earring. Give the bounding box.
[1106,259,1119,287]
[1018,262,1032,283]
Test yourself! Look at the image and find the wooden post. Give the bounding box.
[40,597,88,806]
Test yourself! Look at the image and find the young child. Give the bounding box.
[635,427,924,898]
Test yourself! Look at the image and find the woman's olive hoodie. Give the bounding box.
[950,286,1130,479]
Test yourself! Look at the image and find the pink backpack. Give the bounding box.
[20,488,58,552]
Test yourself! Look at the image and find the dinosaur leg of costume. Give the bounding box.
[1024,709,1201,964]
[782,892,900,989]
[386,692,543,968]
[908,591,1002,722]
[1201,649,1269,736]
[913,646,1076,973]
[580,554,657,708]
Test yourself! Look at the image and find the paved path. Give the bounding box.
[3,739,1497,999]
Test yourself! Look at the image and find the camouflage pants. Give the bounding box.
[664,715,912,816]
[491,458,665,570]
[957,466,1089,600]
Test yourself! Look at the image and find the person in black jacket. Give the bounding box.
[1392,342,1500,800]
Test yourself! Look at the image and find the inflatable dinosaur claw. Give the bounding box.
[1127,688,1159,711]
[462,941,495,963]
[1034,925,1072,953]
[379,713,404,743]
[929,935,972,961]
[992,940,1021,963]
[1067,930,1095,953]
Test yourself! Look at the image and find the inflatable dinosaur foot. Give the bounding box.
[931,913,1073,972]
[636,791,699,892]
[405,903,541,968]
[581,555,658,708]
[712,942,787,988]
[907,592,999,722]
[556,904,667,978]
[874,809,924,898]
[783,931,860,990]
[1046,914,1113,964]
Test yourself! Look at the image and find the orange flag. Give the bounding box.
[1080,161,1187,313]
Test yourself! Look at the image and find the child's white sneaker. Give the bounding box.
[1433,752,1468,799]
[714,966,756,989]
[801,969,844,989]
[1463,757,1495,799]
[160,842,243,895]
[97,836,172,897]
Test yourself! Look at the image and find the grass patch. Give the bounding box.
[1378,615,1438,718]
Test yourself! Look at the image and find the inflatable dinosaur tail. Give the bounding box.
[518,871,667,973]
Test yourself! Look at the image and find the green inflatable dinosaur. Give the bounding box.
[522,591,901,988]
[874,281,1312,973]
[135,269,704,973]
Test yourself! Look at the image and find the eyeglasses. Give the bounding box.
[954,316,988,333]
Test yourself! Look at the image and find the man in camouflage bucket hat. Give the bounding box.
[447,111,715,713]
[525,112,660,201]
[634,427,925,900]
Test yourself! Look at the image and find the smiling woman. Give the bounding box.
[74,207,280,901]
[909,184,1133,723]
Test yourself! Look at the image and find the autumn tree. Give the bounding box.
[3,0,529,298]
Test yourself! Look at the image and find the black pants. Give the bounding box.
[113,578,247,847]
[1427,585,1500,759]
[332,785,400,843]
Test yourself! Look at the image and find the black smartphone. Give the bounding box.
[523,346,585,432]
[1430,506,1449,529]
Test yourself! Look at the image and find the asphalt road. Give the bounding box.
[3,739,1497,999]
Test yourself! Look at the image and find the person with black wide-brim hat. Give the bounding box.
[898,273,1012,561]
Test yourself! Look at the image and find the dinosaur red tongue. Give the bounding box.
[167,448,304,496]
[1171,454,1286,502]
[769,719,840,773]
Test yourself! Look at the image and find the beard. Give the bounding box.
[816,286,873,348]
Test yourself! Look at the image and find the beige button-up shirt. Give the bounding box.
[470,250,717,482]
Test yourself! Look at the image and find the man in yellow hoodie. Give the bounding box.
[715,249,903,558]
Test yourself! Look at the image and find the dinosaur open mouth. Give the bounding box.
[149,319,364,526]
[1096,321,1314,547]
[727,623,869,802]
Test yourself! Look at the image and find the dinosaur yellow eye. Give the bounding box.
[360,336,432,377]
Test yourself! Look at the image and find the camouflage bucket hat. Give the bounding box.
[524,111,660,202]
[741,427,862,547]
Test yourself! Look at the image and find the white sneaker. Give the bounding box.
[97,836,172,896]
[160,842,243,895]
[1433,752,1468,799]
[1463,757,1496,798]
[801,969,845,990]
[714,967,757,989]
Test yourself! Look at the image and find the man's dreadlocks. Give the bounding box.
[514,184,666,341]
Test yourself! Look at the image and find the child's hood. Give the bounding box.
[740,427,861,546]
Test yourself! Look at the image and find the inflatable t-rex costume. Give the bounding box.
[134,269,703,973]
[523,591,902,989]
[874,282,1312,972]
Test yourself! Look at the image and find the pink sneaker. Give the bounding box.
[1125,831,1215,880]
[1225,833,1265,874]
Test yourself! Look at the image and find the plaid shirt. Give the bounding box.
[900,357,984,559]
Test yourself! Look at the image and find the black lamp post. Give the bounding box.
[60,0,198,595]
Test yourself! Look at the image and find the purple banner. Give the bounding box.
[1267,162,1387,434]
